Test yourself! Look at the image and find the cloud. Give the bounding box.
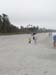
[0,0,56,29]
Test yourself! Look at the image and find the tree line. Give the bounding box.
[0,13,45,34]
[0,13,19,33]
[0,13,55,34]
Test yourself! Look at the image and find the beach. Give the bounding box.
[0,33,56,75]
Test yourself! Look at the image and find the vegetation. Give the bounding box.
[0,13,19,34]
[0,13,56,35]
[19,25,39,34]
[0,14,39,34]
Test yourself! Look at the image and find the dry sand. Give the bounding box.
[0,33,56,75]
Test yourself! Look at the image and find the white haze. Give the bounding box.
[0,0,56,29]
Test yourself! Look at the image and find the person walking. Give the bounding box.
[33,35,37,44]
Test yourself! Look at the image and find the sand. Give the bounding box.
[0,33,56,75]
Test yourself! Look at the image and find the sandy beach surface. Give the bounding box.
[0,33,56,75]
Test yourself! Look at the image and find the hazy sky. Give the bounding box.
[0,0,56,29]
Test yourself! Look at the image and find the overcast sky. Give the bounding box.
[0,0,56,29]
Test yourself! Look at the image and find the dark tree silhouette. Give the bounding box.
[0,13,19,33]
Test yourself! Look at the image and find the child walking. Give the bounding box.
[28,37,31,44]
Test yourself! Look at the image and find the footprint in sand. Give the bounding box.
[43,71,48,75]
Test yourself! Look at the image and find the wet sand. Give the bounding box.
[0,33,56,75]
